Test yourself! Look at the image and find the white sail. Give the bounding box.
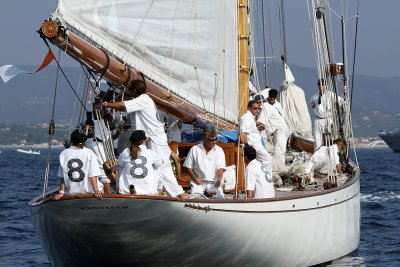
[56,0,239,123]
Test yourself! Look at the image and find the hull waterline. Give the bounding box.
[30,170,360,267]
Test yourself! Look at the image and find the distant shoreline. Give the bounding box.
[0,142,388,150]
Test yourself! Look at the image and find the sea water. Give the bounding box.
[0,147,399,266]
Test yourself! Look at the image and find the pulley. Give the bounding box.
[41,20,59,38]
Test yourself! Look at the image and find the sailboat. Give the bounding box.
[379,130,400,152]
[30,1,361,266]
[16,148,41,155]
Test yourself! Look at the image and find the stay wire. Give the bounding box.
[42,38,88,113]
[42,49,61,199]
[261,0,268,86]
[75,77,88,129]
[350,0,360,110]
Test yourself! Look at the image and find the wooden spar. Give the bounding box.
[234,0,250,192]
[238,0,249,116]
[40,20,236,130]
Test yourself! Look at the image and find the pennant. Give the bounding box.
[31,48,55,74]
[0,48,55,83]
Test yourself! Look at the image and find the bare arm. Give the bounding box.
[336,164,344,174]
[90,176,103,199]
[187,168,202,185]
[256,121,265,131]
[100,101,126,111]
[246,190,254,199]
[239,132,248,144]
[309,96,316,108]
[54,178,66,200]
[215,168,224,188]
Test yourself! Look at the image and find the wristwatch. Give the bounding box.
[59,190,65,194]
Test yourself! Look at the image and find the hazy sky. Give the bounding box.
[0,0,398,78]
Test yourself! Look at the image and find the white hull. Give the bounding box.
[30,169,360,267]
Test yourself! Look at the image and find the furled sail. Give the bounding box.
[56,0,239,124]
[280,63,313,138]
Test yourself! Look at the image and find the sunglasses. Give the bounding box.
[251,107,262,110]
[206,138,218,141]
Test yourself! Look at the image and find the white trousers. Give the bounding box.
[311,155,328,174]
[313,118,331,150]
[250,141,273,169]
[147,139,184,197]
[190,181,225,199]
[272,129,289,165]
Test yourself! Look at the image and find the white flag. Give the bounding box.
[0,65,27,83]
[0,48,55,83]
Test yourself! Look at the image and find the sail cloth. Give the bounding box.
[0,48,55,83]
[56,0,240,123]
[279,63,313,138]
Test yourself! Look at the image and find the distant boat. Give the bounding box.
[379,130,400,152]
[16,149,41,155]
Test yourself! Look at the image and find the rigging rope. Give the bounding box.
[350,0,360,110]
[308,0,359,171]
[261,0,268,85]
[167,0,180,92]
[194,67,207,113]
[42,49,61,199]
[278,0,287,64]
[123,0,155,62]
[42,39,88,113]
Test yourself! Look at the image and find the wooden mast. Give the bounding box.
[40,20,236,130]
[238,0,249,116]
[235,0,250,193]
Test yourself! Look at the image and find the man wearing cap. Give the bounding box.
[257,89,289,165]
[309,78,343,150]
[54,130,103,200]
[183,127,226,198]
[96,78,189,198]
[117,130,163,195]
[240,100,272,166]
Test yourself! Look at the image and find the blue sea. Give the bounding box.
[0,147,399,266]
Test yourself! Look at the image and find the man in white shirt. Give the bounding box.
[84,119,112,194]
[311,137,345,175]
[54,130,103,200]
[98,78,189,198]
[183,127,226,197]
[309,78,342,150]
[243,145,275,199]
[257,89,289,165]
[240,100,272,167]
[118,130,163,195]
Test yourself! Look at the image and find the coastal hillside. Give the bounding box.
[1,65,399,137]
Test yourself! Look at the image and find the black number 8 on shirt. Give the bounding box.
[67,158,85,182]
[130,156,148,179]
